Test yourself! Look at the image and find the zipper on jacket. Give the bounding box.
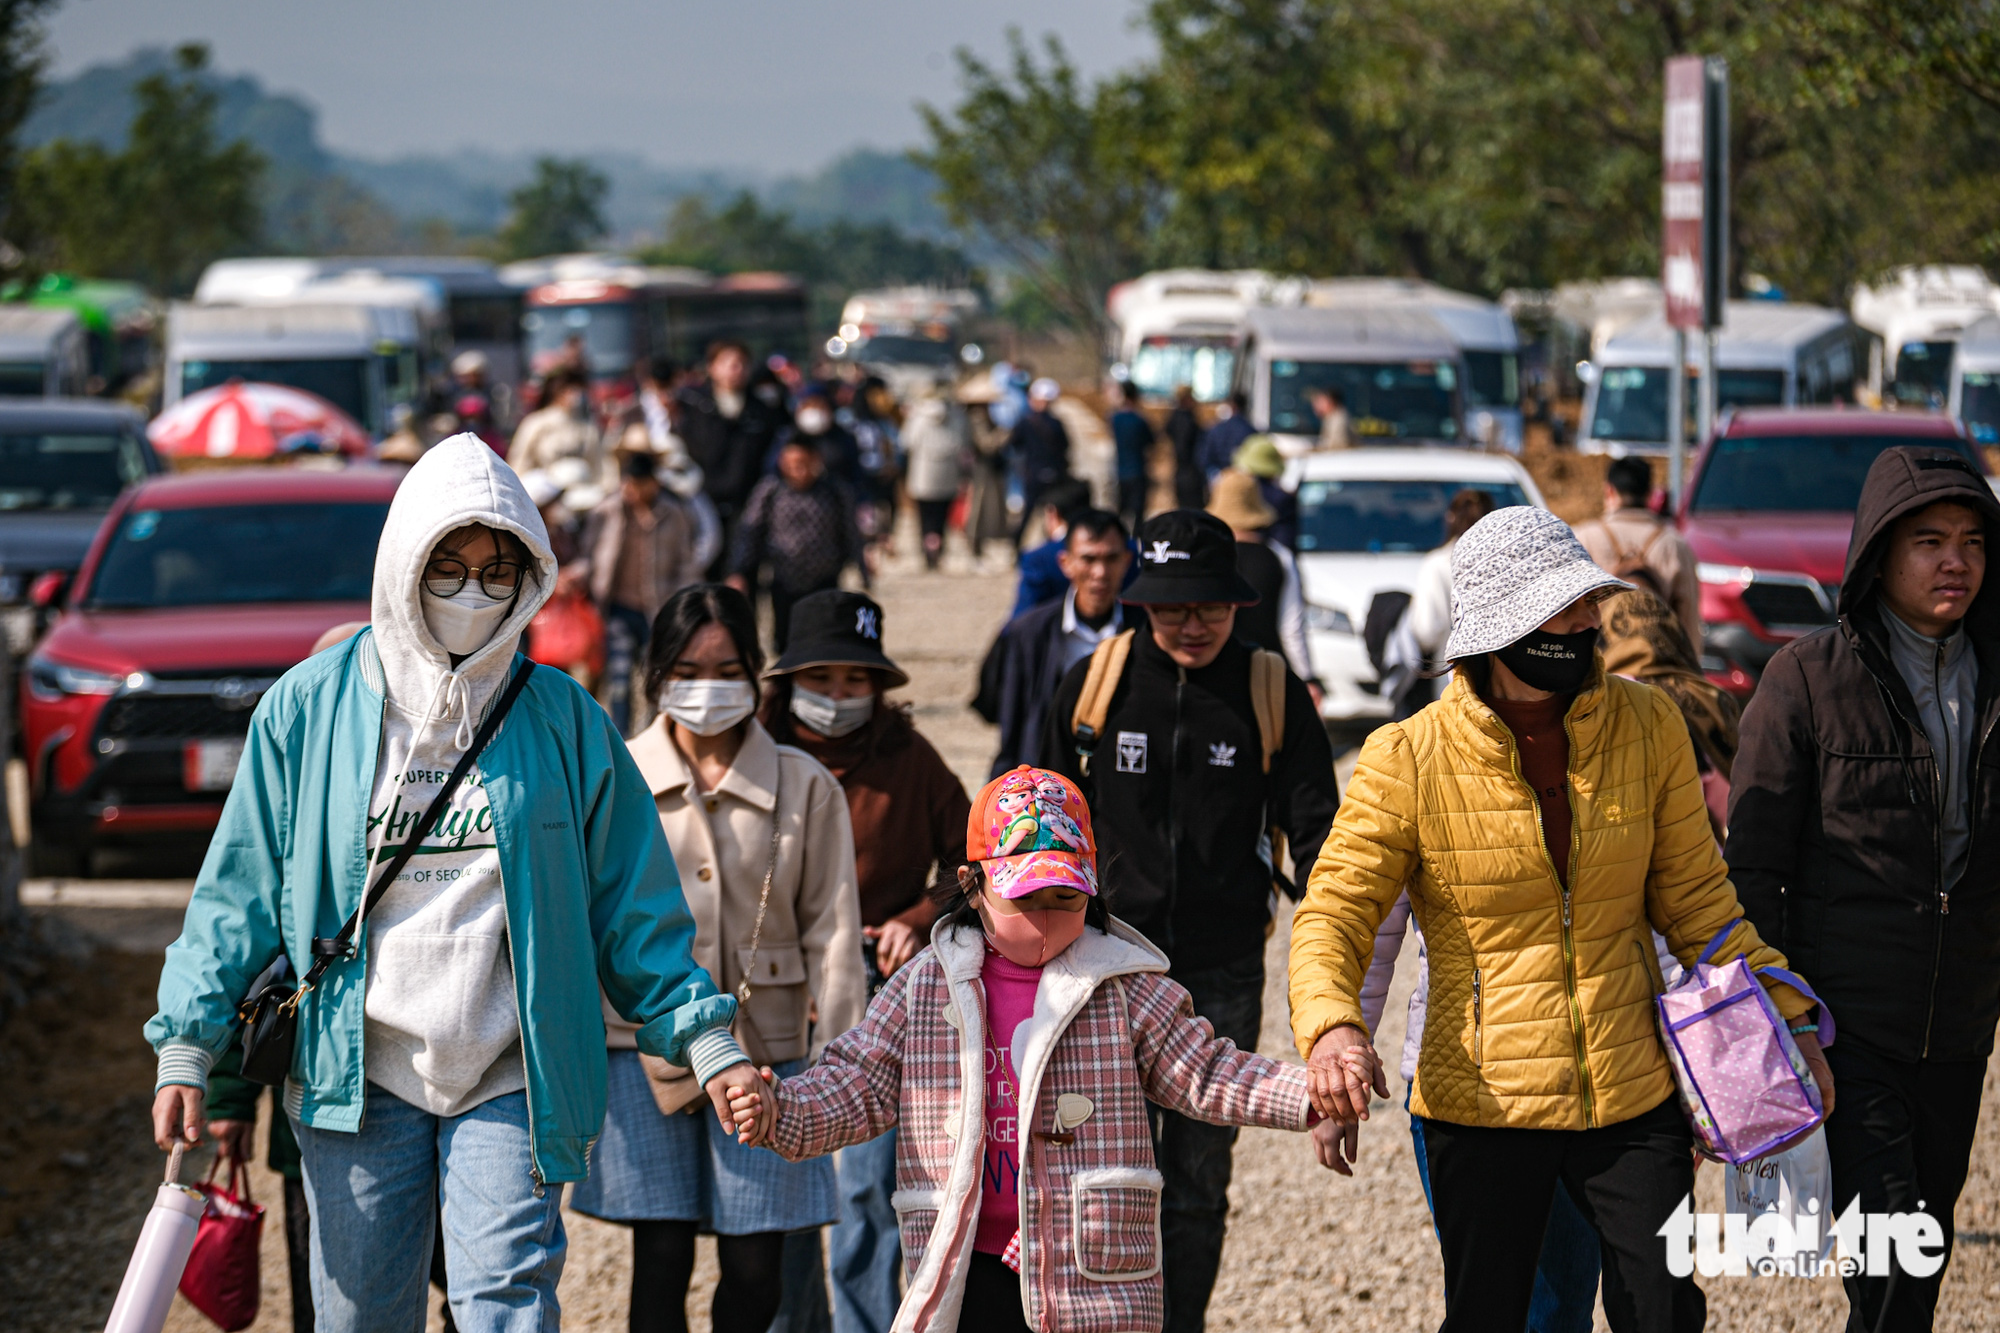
[1471,968,1483,1067]
[1504,716,1596,1127]
[493,853,545,1188]
[1167,666,1186,950]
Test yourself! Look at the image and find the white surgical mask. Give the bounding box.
[419,585,515,656]
[661,679,756,736]
[791,685,874,738]
[795,407,831,435]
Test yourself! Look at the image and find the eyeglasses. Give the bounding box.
[423,557,525,599]
[1147,603,1234,627]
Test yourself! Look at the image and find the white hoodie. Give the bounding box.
[359,434,560,1117]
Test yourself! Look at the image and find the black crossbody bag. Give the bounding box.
[234,658,535,1086]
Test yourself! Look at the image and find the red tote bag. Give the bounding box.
[178,1158,264,1331]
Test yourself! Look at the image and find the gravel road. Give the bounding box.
[10,503,2000,1331]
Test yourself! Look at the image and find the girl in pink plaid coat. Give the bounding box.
[730,766,1345,1333]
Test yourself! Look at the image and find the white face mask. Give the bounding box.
[791,685,874,738]
[419,584,516,656]
[795,407,831,435]
[661,679,757,736]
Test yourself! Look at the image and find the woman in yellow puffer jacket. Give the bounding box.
[1288,506,1834,1333]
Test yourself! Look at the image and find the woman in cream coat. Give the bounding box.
[572,582,866,1333]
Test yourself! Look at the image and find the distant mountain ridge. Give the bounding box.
[22,47,951,245]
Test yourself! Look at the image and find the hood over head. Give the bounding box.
[370,433,558,737]
[1839,446,2000,630]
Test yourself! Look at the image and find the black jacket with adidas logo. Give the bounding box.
[1043,630,1340,974]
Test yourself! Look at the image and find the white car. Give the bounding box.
[1286,448,1545,724]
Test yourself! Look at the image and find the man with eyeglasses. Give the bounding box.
[1040,509,1340,1333]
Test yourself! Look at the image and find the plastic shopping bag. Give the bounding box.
[1725,1125,1836,1267]
[178,1157,264,1331]
[105,1144,204,1333]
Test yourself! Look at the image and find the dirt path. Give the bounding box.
[10,509,2000,1331]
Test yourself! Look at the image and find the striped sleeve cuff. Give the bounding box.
[687,1026,750,1087]
[156,1042,216,1093]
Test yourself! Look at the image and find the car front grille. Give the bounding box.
[1741,582,1833,632]
[97,694,256,740]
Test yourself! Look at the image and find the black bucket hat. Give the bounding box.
[765,589,909,688]
[1120,509,1261,606]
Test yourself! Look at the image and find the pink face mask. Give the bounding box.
[980,900,1088,967]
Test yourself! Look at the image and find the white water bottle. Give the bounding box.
[104,1143,205,1333]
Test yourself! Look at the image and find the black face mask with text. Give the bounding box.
[1493,628,1598,694]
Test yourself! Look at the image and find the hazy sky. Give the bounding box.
[42,0,1154,173]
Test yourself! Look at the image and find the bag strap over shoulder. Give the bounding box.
[297,656,536,999]
[1070,629,1136,775]
[1248,648,1286,774]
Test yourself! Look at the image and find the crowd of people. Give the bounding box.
[137,344,1999,1333]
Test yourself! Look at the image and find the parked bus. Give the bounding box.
[0,307,90,398]
[1309,278,1525,453]
[164,301,424,436]
[1233,304,1466,455]
[506,253,809,400]
[1950,316,2000,446]
[1109,269,1278,404]
[16,275,156,392]
[1578,301,1862,457]
[1852,265,2000,409]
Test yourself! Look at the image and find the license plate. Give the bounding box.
[183,738,245,792]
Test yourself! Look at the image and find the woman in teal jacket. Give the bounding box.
[147,436,769,1333]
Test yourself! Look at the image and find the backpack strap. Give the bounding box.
[1248,648,1286,774]
[1070,629,1136,776]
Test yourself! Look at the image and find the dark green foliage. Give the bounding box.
[13,43,264,295]
[498,157,610,260]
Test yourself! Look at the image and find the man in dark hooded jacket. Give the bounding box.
[1730,445,2000,1331]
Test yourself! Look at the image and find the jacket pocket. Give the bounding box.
[890,1188,943,1278]
[1471,968,1483,1069]
[1071,1167,1163,1282]
[737,944,809,1048]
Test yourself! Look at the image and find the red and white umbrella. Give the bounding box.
[148,382,372,459]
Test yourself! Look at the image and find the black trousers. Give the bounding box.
[1150,951,1265,1333]
[1824,1039,1986,1333]
[958,1251,1032,1333]
[1420,1096,1703,1333]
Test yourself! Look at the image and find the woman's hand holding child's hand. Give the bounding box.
[727,1066,780,1146]
[708,1062,776,1146]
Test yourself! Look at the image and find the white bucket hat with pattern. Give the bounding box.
[1443,506,1632,660]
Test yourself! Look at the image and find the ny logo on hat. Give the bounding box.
[855,606,880,640]
[1145,540,1192,564]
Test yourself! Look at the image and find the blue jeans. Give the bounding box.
[602,602,652,737]
[1406,1088,1598,1333]
[292,1085,565,1333]
[828,1128,901,1333]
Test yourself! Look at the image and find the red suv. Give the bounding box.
[1680,408,1988,696]
[22,466,401,871]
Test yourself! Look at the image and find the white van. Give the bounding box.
[1852,265,2000,408]
[0,307,90,398]
[1109,269,1277,403]
[1234,304,1465,455]
[1579,301,1860,456]
[164,302,423,437]
[1949,316,2000,446]
[1309,278,1524,453]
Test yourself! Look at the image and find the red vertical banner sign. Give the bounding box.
[1662,55,1706,332]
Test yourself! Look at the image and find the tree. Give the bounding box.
[644,191,975,330]
[0,0,57,268]
[498,157,609,259]
[916,32,1164,343]
[14,43,263,294]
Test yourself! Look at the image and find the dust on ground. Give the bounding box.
[8,468,2000,1332]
